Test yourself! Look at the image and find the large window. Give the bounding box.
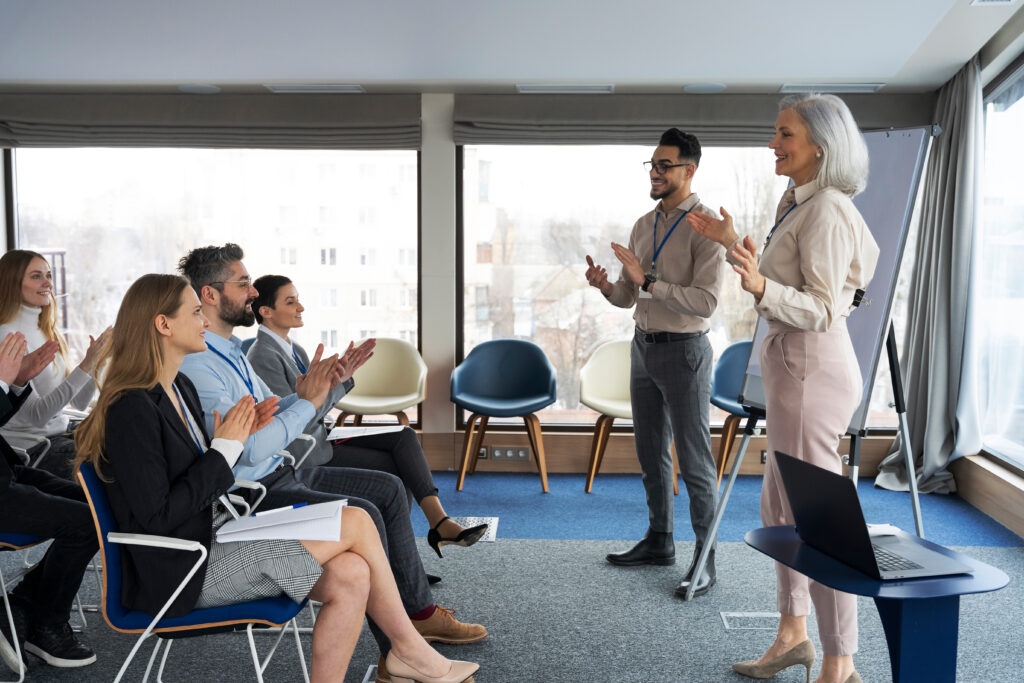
[978,67,1024,465]
[462,144,911,427]
[14,148,419,418]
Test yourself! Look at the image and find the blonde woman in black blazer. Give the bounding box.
[74,274,478,683]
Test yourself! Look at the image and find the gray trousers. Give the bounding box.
[630,328,716,546]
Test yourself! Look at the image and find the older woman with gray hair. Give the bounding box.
[687,94,879,683]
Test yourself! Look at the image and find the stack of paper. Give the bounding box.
[216,499,347,543]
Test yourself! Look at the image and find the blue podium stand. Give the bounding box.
[745,526,1009,683]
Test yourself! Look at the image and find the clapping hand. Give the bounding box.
[213,395,257,443]
[610,243,645,287]
[0,333,27,387]
[686,208,739,248]
[80,326,113,375]
[15,339,59,387]
[294,344,339,410]
[337,338,375,384]
[584,255,612,296]
[730,236,766,301]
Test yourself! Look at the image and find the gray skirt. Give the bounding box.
[194,538,323,609]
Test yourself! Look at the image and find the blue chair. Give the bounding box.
[76,464,309,683]
[712,341,753,485]
[451,339,557,492]
[0,533,45,683]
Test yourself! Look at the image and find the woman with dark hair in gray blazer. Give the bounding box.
[247,275,487,559]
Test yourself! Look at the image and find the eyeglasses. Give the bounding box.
[643,161,692,174]
[210,278,252,289]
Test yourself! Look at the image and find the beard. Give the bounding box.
[650,179,679,201]
[220,298,256,328]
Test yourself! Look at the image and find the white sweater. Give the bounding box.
[0,305,96,439]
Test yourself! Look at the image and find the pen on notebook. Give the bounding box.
[252,502,307,517]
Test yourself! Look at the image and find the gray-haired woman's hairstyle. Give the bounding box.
[779,93,869,197]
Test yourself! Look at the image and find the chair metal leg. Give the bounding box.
[246,625,267,683]
[353,415,363,426]
[393,412,410,426]
[670,443,680,495]
[456,414,481,491]
[716,414,742,486]
[585,414,614,493]
[0,567,27,683]
[291,618,310,683]
[522,413,549,493]
[338,412,354,426]
[467,416,488,475]
[151,638,170,683]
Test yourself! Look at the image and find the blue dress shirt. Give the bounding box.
[179,331,315,483]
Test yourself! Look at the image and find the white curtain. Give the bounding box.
[875,56,984,494]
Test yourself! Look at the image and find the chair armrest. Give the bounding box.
[277,451,296,467]
[106,532,209,633]
[292,434,316,469]
[1,430,51,467]
[107,532,205,554]
[226,494,251,517]
[233,479,267,513]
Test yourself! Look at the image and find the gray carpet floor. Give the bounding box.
[2,539,1022,682]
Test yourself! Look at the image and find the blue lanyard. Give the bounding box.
[207,343,255,397]
[764,204,798,247]
[171,383,206,457]
[652,209,690,271]
[292,347,307,374]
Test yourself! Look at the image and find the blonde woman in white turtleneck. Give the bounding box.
[0,250,111,477]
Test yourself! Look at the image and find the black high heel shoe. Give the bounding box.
[427,516,488,558]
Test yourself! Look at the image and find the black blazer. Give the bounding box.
[0,385,34,489]
[101,374,235,617]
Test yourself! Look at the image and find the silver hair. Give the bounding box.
[778,93,869,197]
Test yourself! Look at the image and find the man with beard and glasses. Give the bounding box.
[584,128,726,598]
[176,244,486,678]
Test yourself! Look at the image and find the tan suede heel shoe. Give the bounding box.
[732,639,816,683]
[844,672,862,683]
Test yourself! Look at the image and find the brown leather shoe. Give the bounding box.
[412,606,488,645]
[375,655,392,683]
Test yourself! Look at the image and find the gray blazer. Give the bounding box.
[246,328,353,468]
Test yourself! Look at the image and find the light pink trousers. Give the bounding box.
[760,318,862,656]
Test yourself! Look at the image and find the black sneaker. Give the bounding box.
[0,597,28,674]
[24,621,96,668]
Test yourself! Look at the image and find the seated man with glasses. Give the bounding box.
[584,128,726,598]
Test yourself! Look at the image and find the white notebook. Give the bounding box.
[216,499,346,543]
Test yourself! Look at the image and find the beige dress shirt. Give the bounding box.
[606,194,726,333]
[751,181,880,332]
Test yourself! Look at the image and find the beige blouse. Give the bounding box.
[749,181,879,332]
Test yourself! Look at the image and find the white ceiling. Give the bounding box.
[0,0,1021,94]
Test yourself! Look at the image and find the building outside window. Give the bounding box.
[462,144,914,427]
[13,148,418,369]
[978,68,1024,466]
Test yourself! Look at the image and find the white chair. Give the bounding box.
[579,339,680,494]
[335,338,426,426]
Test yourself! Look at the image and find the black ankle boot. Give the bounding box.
[606,530,675,566]
[675,547,716,598]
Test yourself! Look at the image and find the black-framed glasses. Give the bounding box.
[209,277,253,289]
[643,160,691,174]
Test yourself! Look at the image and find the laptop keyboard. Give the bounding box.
[872,544,923,572]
